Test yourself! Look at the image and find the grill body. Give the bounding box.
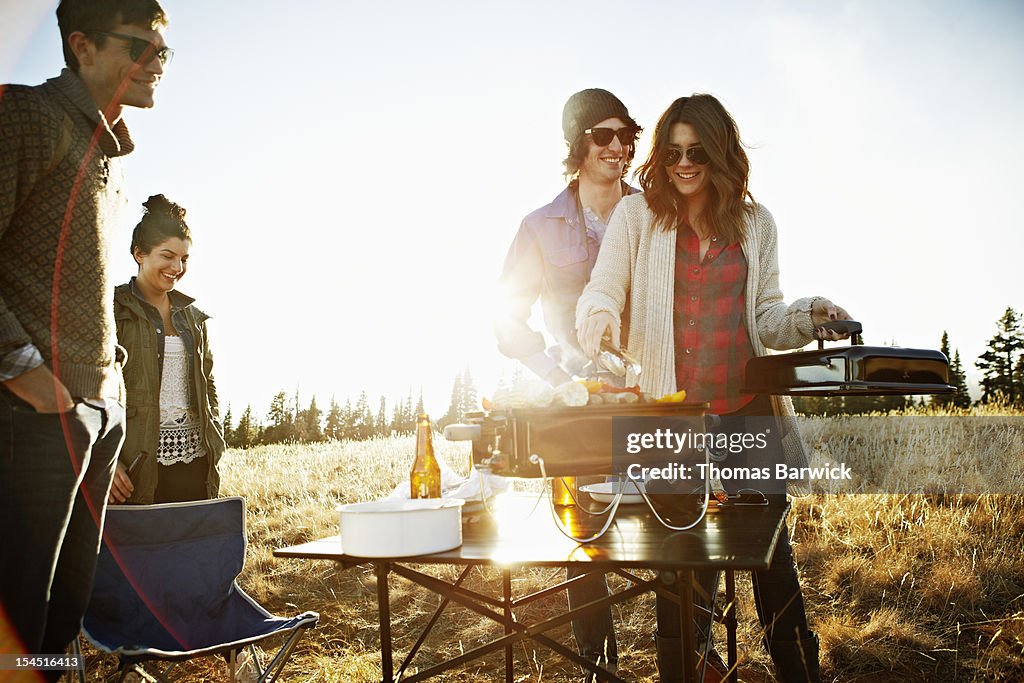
[463,402,708,478]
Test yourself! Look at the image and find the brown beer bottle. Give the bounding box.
[410,414,442,499]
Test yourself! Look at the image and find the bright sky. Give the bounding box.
[3,0,1022,420]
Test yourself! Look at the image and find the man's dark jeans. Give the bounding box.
[0,390,124,666]
[567,568,618,669]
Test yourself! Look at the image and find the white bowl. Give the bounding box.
[580,481,646,505]
[338,498,465,558]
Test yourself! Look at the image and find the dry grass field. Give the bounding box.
[80,405,1024,682]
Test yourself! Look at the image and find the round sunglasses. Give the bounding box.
[584,126,638,147]
[90,31,175,66]
[664,146,710,166]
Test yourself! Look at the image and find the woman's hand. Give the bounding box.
[108,462,134,503]
[811,298,853,341]
[578,311,620,359]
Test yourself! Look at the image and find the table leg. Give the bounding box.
[678,569,697,682]
[503,569,513,683]
[377,562,393,683]
[726,570,737,683]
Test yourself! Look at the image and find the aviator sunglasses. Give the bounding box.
[664,145,710,166]
[90,31,175,66]
[584,126,638,147]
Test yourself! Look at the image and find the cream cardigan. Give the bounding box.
[576,194,821,470]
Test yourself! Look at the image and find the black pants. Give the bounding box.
[154,455,209,503]
[0,390,124,677]
[656,395,812,662]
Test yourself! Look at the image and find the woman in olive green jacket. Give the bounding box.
[108,195,225,504]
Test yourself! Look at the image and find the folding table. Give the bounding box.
[275,493,789,682]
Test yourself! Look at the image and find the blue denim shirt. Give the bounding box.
[495,183,639,380]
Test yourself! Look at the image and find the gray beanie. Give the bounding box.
[561,89,632,143]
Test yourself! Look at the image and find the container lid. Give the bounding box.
[337,498,466,514]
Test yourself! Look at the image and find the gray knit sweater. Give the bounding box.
[0,69,132,400]
[577,194,823,470]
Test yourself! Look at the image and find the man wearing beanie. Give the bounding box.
[494,88,640,681]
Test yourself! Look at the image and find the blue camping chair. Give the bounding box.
[77,497,318,682]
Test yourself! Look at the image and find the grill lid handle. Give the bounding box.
[817,319,864,350]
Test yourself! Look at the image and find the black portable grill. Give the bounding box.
[448,401,708,478]
[743,320,955,396]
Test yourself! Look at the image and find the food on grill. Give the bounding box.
[484,377,692,410]
[655,389,688,403]
[552,381,589,407]
[490,379,555,409]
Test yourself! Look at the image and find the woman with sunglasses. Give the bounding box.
[108,194,225,505]
[577,94,849,682]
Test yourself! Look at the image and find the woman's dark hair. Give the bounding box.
[56,0,168,72]
[562,116,641,180]
[130,194,190,259]
[636,94,753,243]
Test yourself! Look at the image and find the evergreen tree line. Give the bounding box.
[223,308,1024,444]
[222,388,426,448]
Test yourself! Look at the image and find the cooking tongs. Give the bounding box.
[581,341,642,386]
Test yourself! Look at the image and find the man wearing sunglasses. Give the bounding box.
[495,88,641,681]
[0,0,171,669]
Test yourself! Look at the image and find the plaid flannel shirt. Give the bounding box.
[673,224,756,413]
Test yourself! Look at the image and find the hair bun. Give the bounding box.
[142,194,186,222]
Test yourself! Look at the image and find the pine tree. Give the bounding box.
[1014,355,1024,402]
[932,331,953,408]
[341,398,356,440]
[414,389,425,419]
[298,395,323,442]
[951,350,971,408]
[233,405,257,449]
[389,395,404,434]
[976,307,1024,404]
[376,396,388,437]
[222,404,235,446]
[404,391,416,432]
[353,391,372,440]
[462,368,478,416]
[440,372,464,429]
[264,390,295,443]
[324,395,343,440]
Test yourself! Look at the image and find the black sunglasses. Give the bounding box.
[91,31,174,66]
[584,126,638,147]
[664,145,710,166]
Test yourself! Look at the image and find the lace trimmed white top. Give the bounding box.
[157,335,207,466]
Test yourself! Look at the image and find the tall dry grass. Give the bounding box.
[80,406,1024,681]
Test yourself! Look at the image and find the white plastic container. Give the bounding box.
[337,498,465,557]
[580,481,647,505]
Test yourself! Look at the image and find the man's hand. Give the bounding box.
[2,364,75,413]
[578,311,620,359]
